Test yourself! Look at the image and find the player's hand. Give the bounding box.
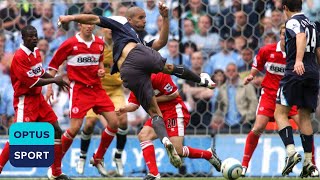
[45,84,54,104]
[54,75,71,92]
[244,75,254,85]
[158,1,169,18]
[293,61,305,75]
[97,69,105,78]
[116,107,127,116]
[58,15,73,28]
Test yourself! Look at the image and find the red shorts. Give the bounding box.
[144,103,190,137]
[69,82,115,119]
[257,88,298,121]
[13,94,57,123]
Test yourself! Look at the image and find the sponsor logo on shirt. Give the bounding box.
[77,56,98,63]
[27,63,42,77]
[265,62,286,75]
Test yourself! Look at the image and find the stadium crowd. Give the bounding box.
[0,0,320,136]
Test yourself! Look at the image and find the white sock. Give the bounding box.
[286,144,296,157]
[304,152,312,166]
[162,137,170,145]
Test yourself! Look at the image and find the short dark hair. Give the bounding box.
[21,25,37,38]
[282,0,302,12]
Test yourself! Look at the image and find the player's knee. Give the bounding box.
[109,118,119,130]
[175,146,183,156]
[138,129,150,142]
[252,128,263,135]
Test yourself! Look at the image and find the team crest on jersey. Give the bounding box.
[72,107,79,114]
[270,54,274,58]
[99,45,103,51]
[164,83,173,93]
[73,46,78,50]
[259,107,264,111]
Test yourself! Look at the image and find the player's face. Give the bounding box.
[79,24,95,37]
[129,10,146,32]
[23,30,38,50]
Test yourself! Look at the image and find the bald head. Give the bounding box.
[126,6,146,32]
[126,6,144,19]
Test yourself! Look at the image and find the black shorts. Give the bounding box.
[276,75,319,111]
[120,44,166,111]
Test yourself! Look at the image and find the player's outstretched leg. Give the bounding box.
[151,115,181,168]
[241,130,261,177]
[300,134,319,178]
[164,64,216,89]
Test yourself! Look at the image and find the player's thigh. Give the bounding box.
[138,123,157,142]
[274,103,291,118]
[38,95,58,124]
[100,111,118,129]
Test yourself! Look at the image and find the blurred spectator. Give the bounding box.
[238,47,254,77]
[182,18,195,43]
[31,3,55,38]
[144,15,178,45]
[210,111,225,133]
[270,9,283,35]
[161,39,191,84]
[169,1,179,37]
[182,0,206,33]
[234,36,247,53]
[37,38,53,69]
[114,3,129,16]
[302,0,320,22]
[204,37,242,75]
[231,11,261,50]
[0,0,20,32]
[4,17,26,53]
[0,79,14,129]
[0,33,13,70]
[68,2,103,16]
[215,63,258,130]
[182,51,214,129]
[190,15,220,57]
[208,0,232,15]
[210,69,227,112]
[140,0,160,36]
[182,41,198,57]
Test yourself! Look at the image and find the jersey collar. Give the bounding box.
[76,33,95,43]
[291,12,304,18]
[20,43,38,57]
[276,41,286,57]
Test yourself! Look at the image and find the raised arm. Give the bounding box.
[152,2,169,51]
[59,14,101,26]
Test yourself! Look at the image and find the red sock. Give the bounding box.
[0,142,9,174]
[141,140,158,176]
[61,129,76,158]
[242,131,260,168]
[182,146,212,160]
[312,142,316,165]
[51,139,62,176]
[94,126,117,160]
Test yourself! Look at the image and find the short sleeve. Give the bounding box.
[252,47,267,72]
[286,19,304,36]
[48,40,71,71]
[11,56,42,88]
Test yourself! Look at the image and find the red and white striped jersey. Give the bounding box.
[128,73,189,114]
[252,41,286,93]
[10,44,45,97]
[49,33,104,85]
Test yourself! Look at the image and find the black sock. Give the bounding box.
[278,126,295,146]
[172,65,201,83]
[115,128,128,159]
[300,134,313,153]
[152,115,169,143]
[80,130,92,158]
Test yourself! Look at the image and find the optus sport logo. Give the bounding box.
[9,122,54,167]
